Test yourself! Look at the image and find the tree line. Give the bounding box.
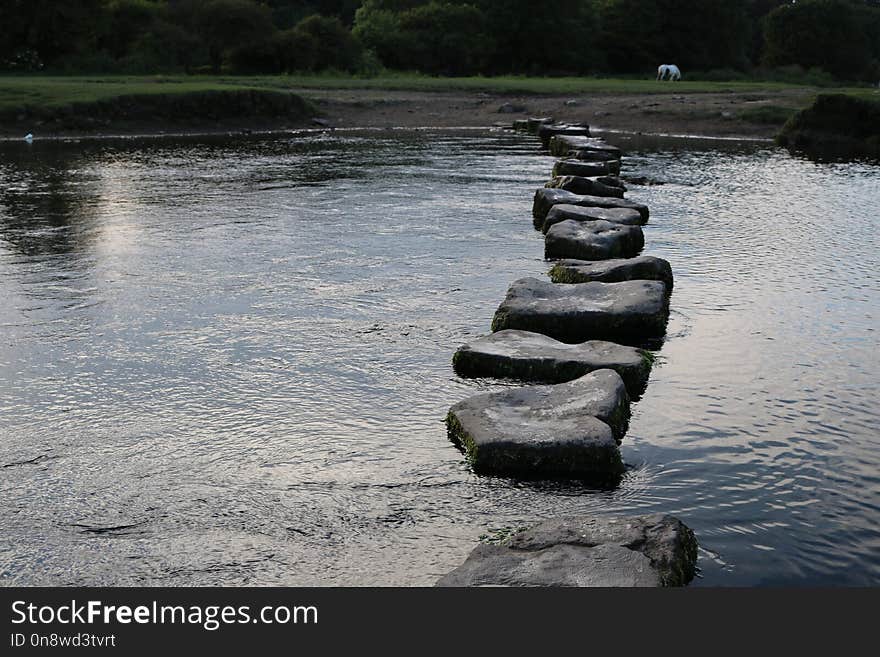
[2,0,879,82]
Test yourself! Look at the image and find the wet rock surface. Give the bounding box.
[553,158,621,177]
[538,123,591,148]
[545,219,644,261]
[446,369,630,480]
[544,175,624,199]
[436,514,699,587]
[549,256,674,290]
[542,203,644,233]
[533,188,649,226]
[453,329,652,396]
[491,277,670,345]
[549,135,623,159]
[594,175,627,190]
[526,117,554,133]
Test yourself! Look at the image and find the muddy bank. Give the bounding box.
[299,87,816,139]
[2,86,820,140]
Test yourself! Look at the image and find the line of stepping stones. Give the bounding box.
[437,118,697,587]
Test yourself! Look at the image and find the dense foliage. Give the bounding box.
[1,0,878,81]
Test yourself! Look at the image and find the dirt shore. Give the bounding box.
[2,87,813,141]
[300,87,810,140]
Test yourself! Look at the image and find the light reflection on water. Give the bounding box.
[0,130,877,586]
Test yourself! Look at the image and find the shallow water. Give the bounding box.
[0,129,877,586]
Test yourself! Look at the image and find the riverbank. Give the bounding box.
[3,75,877,140]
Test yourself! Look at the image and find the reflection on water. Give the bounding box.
[0,130,878,586]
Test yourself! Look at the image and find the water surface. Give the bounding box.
[1,129,878,585]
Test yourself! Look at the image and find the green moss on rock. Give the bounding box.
[777,93,880,160]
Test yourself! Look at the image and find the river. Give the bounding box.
[1,129,877,585]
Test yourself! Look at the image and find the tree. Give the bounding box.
[172,0,276,73]
[1,0,107,67]
[597,0,750,74]
[596,0,665,74]
[99,0,162,60]
[762,0,876,80]
[476,0,601,75]
[396,2,492,75]
[294,14,362,71]
[263,1,363,28]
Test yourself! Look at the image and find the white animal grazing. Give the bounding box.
[657,64,681,81]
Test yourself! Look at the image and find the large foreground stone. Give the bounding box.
[533,188,649,226]
[549,256,674,291]
[453,329,652,396]
[542,203,644,233]
[436,514,698,587]
[553,158,621,177]
[545,219,644,261]
[549,135,623,160]
[544,175,624,199]
[446,369,630,480]
[538,123,590,148]
[491,277,669,344]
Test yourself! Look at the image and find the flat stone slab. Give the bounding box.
[533,188,649,226]
[453,329,652,396]
[446,369,630,480]
[491,277,669,345]
[542,203,644,233]
[594,175,626,190]
[545,219,644,261]
[570,148,623,163]
[436,514,698,587]
[549,135,623,159]
[545,175,624,199]
[512,119,529,131]
[549,256,674,290]
[553,158,621,177]
[538,123,590,148]
[527,117,553,133]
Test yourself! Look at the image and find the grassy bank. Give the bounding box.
[2,74,877,138]
[0,79,314,135]
[1,74,875,111]
[777,93,880,159]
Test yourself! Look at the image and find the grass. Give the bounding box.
[736,104,800,125]
[0,76,273,111]
[0,73,875,113]
[231,73,873,96]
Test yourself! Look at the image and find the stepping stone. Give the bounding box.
[491,277,669,345]
[545,219,644,261]
[435,514,699,587]
[512,119,529,131]
[549,135,623,159]
[446,369,630,480]
[538,123,590,148]
[452,329,653,396]
[570,148,624,163]
[533,188,649,226]
[623,175,666,186]
[549,256,674,291]
[545,175,624,199]
[594,175,627,190]
[542,204,644,233]
[527,117,553,133]
[554,158,621,177]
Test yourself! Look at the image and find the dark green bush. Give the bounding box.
[294,14,362,72]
